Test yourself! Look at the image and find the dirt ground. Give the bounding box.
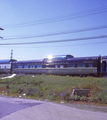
[63,101,107,113]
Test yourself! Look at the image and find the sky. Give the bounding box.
[0,0,107,60]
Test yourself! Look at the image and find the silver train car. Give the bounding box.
[1,55,107,76]
[12,55,103,76]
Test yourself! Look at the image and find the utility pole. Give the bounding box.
[11,50,13,60]
[0,27,4,39]
[0,28,4,30]
[10,50,13,74]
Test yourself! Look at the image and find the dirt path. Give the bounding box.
[63,102,107,113]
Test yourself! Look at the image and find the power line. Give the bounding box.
[1,40,107,49]
[2,6,107,28]
[2,25,107,40]
[0,35,107,45]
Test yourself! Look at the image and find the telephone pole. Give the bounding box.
[10,50,13,74]
[11,50,13,60]
[0,28,4,30]
[0,27,4,39]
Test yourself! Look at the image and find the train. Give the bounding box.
[0,54,107,77]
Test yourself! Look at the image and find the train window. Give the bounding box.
[77,64,81,67]
[30,65,32,68]
[106,63,107,71]
[77,64,85,67]
[46,65,49,68]
[93,63,97,67]
[88,64,93,67]
[82,64,85,67]
[24,65,29,68]
[55,65,58,68]
[30,65,35,68]
[32,65,35,68]
[12,65,15,68]
[49,65,55,68]
[71,64,75,67]
[18,65,23,68]
[37,65,42,68]
[60,65,64,68]
[67,64,75,67]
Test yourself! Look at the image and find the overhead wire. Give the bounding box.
[1,40,107,48]
[2,25,107,40]
[2,6,107,28]
[0,35,107,45]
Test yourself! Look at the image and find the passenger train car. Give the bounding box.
[0,55,107,76]
[0,59,16,73]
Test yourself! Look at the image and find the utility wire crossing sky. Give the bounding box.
[0,0,107,60]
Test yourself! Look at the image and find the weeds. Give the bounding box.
[0,75,107,104]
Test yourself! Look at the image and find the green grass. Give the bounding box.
[0,75,107,104]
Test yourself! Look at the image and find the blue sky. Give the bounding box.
[0,0,107,60]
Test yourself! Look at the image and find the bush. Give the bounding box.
[60,91,70,101]
[17,87,24,94]
[0,75,107,104]
[70,95,80,101]
[80,96,87,101]
[91,90,107,104]
[26,88,35,96]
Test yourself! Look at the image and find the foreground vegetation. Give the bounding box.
[0,74,107,104]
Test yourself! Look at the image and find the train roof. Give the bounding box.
[43,55,74,61]
[0,59,10,64]
[15,59,43,63]
[14,56,100,64]
[102,56,107,59]
[68,56,99,61]
[0,59,17,64]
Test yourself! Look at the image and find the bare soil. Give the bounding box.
[63,101,107,113]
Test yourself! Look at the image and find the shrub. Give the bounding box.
[70,95,80,101]
[60,91,70,101]
[91,90,107,104]
[80,96,87,101]
[26,88,35,96]
[17,87,24,94]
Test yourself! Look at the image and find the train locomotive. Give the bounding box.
[0,55,107,77]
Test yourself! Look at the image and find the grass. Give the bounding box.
[0,74,107,104]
